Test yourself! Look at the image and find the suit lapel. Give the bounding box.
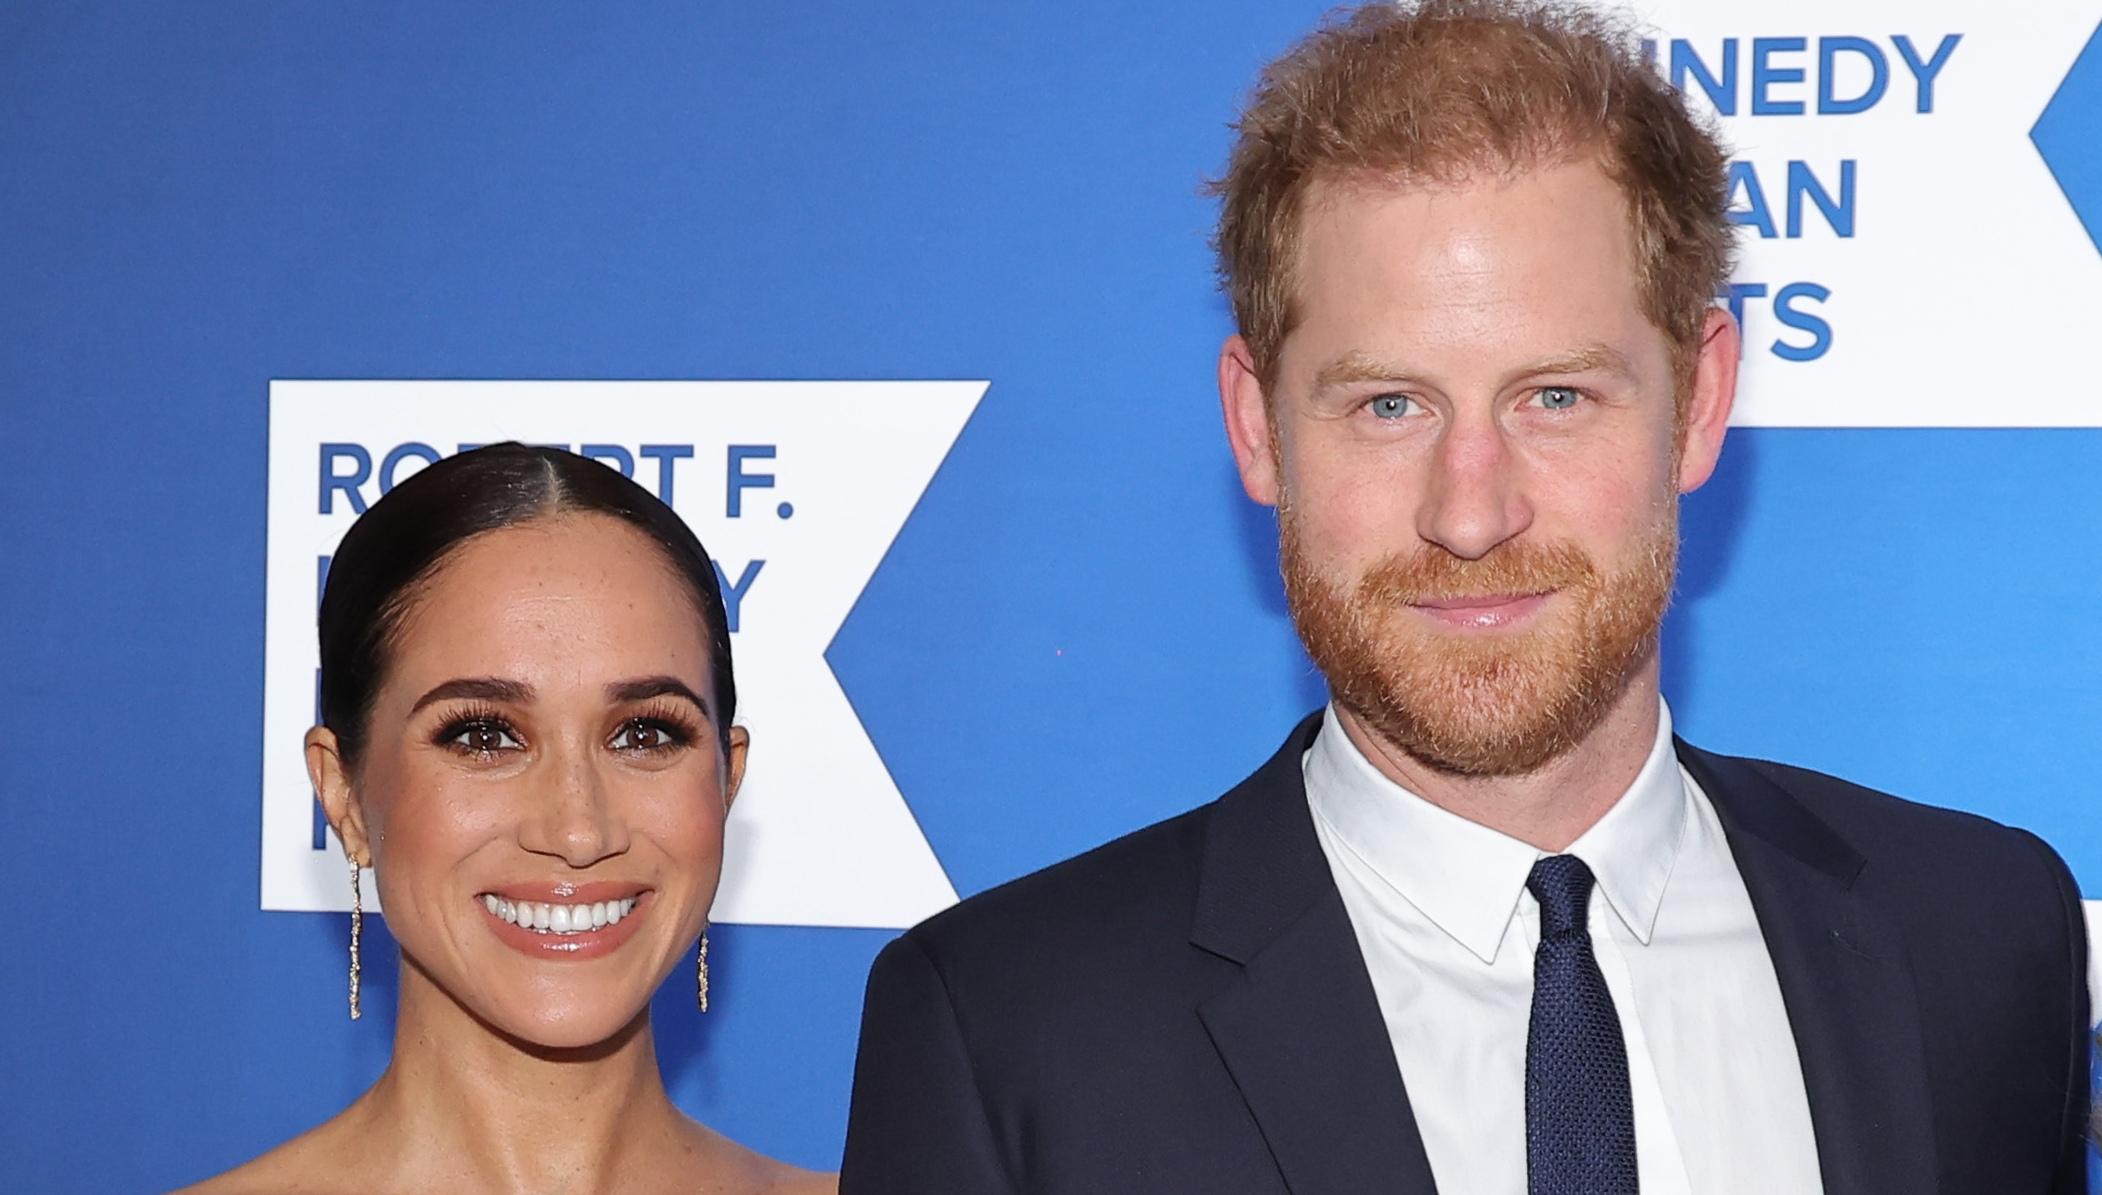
[1192,716,1439,1195]
[1681,743,1938,1195]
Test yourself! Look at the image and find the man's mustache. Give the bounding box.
[1355,540,1600,606]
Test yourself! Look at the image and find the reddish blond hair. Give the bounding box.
[1212,0,1734,387]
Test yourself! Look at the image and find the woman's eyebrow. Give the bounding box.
[410,676,534,714]
[606,675,711,718]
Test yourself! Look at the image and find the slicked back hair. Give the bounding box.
[317,442,736,768]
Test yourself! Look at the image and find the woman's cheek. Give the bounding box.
[641,780,728,861]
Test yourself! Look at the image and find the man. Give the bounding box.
[840,3,2091,1192]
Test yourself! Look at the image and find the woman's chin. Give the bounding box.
[483,999,653,1053]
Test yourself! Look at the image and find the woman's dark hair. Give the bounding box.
[318,442,735,767]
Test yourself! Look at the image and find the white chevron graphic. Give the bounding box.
[1633,3,2102,426]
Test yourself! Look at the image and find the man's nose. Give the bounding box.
[1414,409,1534,560]
[517,745,631,869]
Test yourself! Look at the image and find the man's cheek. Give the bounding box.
[1543,471,1653,535]
[1331,485,1418,544]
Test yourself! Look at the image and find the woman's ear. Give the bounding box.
[305,726,370,866]
[721,725,750,814]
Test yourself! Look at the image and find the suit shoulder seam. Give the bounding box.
[892,929,1024,1188]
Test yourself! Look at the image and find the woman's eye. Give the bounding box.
[1368,395,1416,420]
[613,719,684,753]
[1533,385,1583,411]
[449,721,521,755]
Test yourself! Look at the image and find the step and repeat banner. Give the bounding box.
[6,2,2101,1189]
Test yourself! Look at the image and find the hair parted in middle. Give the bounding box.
[1210,0,1736,391]
[316,442,739,770]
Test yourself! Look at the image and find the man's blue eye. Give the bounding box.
[1536,386,1582,410]
[1369,396,1413,419]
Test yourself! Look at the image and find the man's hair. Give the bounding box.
[1211,0,1734,388]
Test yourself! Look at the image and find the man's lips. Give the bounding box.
[1406,590,1554,629]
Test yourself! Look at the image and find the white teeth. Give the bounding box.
[485,895,642,934]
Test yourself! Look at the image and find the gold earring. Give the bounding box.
[348,854,363,1021]
[697,932,710,1013]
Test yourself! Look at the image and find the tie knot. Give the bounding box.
[1527,854,1596,940]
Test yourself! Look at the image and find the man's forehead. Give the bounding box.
[1287,162,1649,346]
[1299,150,1624,220]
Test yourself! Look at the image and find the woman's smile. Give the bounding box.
[202,443,821,1194]
[475,883,658,959]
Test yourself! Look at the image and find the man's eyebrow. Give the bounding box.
[410,676,535,714]
[1516,343,1638,380]
[606,675,712,719]
[1310,344,1640,391]
[1312,351,1426,390]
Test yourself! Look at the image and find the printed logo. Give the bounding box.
[261,380,985,928]
[1635,1,2102,426]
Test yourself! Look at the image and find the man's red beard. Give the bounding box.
[1280,500,1678,777]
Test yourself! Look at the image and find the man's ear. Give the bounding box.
[1219,335,1281,507]
[1675,306,1739,494]
[305,726,370,866]
[720,725,750,814]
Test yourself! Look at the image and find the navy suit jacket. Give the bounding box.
[840,715,2090,1193]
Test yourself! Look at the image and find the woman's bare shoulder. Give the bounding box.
[757,1164,837,1195]
[691,1124,835,1195]
[176,1156,335,1195]
[172,1116,360,1195]
[764,1164,837,1195]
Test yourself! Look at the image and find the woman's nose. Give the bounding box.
[516,745,631,868]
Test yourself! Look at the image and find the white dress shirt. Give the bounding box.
[1304,702,1825,1195]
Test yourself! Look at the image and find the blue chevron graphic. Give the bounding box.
[2034,17,2102,258]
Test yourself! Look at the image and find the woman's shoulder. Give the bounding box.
[172,1112,362,1195]
[176,1154,340,1195]
[692,1123,836,1195]
[180,1108,834,1195]
[757,1166,837,1195]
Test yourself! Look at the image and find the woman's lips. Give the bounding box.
[476,888,654,960]
[482,879,648,904]
[1407,591,1553,630]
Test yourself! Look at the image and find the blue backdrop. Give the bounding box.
[6,3,2102,1190]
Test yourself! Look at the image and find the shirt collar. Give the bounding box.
[1304,700,1689,964]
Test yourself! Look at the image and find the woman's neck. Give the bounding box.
[343,961,697,1194]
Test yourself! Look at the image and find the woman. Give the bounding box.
[190,443,833,1194]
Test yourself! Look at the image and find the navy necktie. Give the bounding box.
[1525,854,1638,1195]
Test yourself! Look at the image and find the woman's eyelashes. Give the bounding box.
[610,701,701,756]
[426,701,703,761]
[433,705,525,759]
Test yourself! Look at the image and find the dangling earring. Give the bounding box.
[696,932,710,1013]
[347,853,363,1021]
